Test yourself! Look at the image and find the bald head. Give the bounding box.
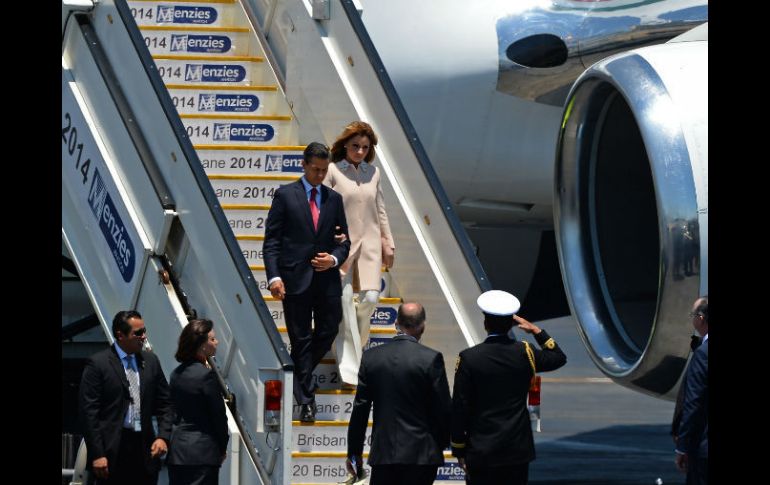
[690,296,708,336]
[396,302,426,340]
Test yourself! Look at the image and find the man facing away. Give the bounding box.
[263,142,351,422]
[451,290,567,485]
[346,302,452,485]
[78,310,173,485]
[675,296,709,485]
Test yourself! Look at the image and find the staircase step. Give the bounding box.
[128,0,243,29]
[288,453,465,483]
[251,268,394,298]
[209,175,296,204]
[153,56,268,86]
[291,420,372,454]
[167,85,287,116]
[223,205,269,236]
[290,390,359,422]
[261,296,400,328]
[140,27,260,57]
[197,146,305,174]
[182,114,297,145]
[278,332,396,360]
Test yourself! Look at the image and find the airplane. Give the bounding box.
[61,1,706,482]
[62,0,707,411]
[345,0,708,398]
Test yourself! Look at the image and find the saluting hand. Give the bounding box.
[514,314,541,335]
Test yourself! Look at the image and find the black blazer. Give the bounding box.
[263,180,350,295]
[347,335,451,465]
[79,346,173,472]
[167,361,230,466]
[451,331,566,467]
[676,339,708,458]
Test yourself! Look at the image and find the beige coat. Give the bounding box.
[324,160,395,291]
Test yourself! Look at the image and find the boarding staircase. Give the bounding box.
[130,1,481,482]
[65,0,487,482]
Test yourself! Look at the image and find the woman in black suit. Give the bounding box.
[167,319,229,485]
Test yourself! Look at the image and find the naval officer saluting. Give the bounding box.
[451,290,566,485]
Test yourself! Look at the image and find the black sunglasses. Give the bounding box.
[131,328,147,337]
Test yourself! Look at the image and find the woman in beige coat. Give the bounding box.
[324,121,395,386]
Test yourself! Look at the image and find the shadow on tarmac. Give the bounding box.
[530,424,685,484]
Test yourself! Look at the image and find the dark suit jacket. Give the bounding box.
[263,180,350,295]
[167,361,230,466]
[347,335,452,466]
[676,339,708,459]
[79,346,173,472]
[451,331,566,467]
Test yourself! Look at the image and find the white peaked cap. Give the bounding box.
[477,290,521,316]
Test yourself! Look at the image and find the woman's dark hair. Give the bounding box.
[330,121,378,163]
[175,319,213,363]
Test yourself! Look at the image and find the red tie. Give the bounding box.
[309,187,319,231]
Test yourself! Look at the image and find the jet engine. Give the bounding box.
[554,27,707,398]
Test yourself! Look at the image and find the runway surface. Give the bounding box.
[527,315,683,485]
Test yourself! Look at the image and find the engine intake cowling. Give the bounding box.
[554,36,707,398]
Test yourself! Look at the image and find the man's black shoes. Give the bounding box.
[300,403,316,423]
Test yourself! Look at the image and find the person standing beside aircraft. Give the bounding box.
[166,319,230,485]
[78,310,173,485]
[346,302,451,484]
[324,121,396,388]
[451,291,566,485]
[674,296,708,485]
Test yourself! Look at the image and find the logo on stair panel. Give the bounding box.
[266,154,303,172]
[364,337,391,351]
[185,64,246,83]
[87,169,136,283]
[170,34,231,54]
[198,94,258,112]
[436,462,466,481]
[213,123,274,142]
[156,6,217,24]
[370,307,396,326]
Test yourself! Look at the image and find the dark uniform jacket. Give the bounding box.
[451,331,566,467]
[167,361,230,466]
[79,346,173,472]
[676,339,708,459]
[263,180,350,296]
[347,335,452,465]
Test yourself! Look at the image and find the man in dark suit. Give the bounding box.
[451,290,567,485]
[346,302,451,485]
[671,334,703,442]
[263,142,350,422]
[675,296,708,485]
[79,310,173,485]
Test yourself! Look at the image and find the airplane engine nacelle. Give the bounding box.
[554,35,707,399]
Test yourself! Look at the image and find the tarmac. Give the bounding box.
[526,315,683,485]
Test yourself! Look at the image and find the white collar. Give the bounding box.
[702,333,708,343]
[338,159,369,172]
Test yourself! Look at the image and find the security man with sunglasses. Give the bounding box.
[79,310,173,485]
